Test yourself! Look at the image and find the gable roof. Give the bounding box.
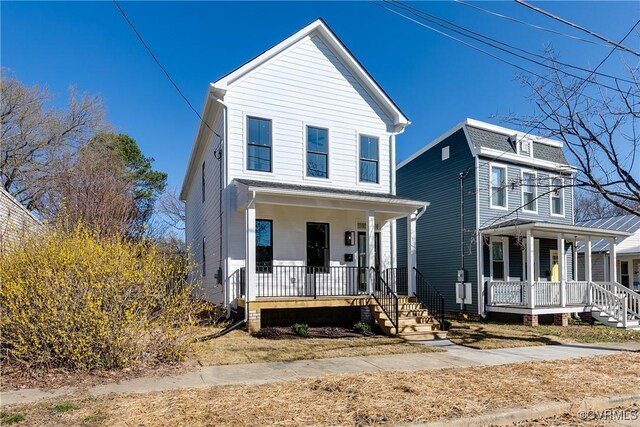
[577,214,640,253]
[398,118,575,172]
[180,18,409,200]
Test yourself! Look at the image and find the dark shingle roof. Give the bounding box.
[577,214,640,252]
[466,125,569,165]
[234,179,424,202]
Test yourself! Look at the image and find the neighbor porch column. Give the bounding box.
[558,233,566,307]
[573,238,579,281]
[367,210,376,294]
[527,230,535,309]
[407,212,417,296]
[609,237,617,283]
[586,237,593,304]
[245,201,257,302]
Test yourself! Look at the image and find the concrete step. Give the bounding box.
[398,331,448,341]
[379,317,437,328]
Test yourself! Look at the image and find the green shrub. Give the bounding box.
[0,225,205,370]
[291,323,309,337]
[51,403,77,413]
[353,321,372,335]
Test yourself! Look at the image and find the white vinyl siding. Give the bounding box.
[224,34,392,193]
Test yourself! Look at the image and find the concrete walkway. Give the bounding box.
[2,341,639,406]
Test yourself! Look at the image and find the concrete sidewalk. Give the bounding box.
[2,341,638,406]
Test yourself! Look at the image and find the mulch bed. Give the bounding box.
[253,326,370,340]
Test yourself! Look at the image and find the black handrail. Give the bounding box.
[413,267,446,331]
[383,267,408,295]
[254,265,362,298]
[370,267,399,334]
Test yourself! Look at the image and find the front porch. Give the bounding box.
[481,220,637,328]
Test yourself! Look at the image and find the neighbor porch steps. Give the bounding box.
[591,309,640,330]
[370,297,447,340]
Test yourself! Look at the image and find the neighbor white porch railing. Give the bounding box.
[535,281,560,306]
[567,281,590,305]
[488,281,527,306]
[488,280,591,307]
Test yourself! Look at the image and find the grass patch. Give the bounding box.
[5,353,639,426]
[193,329,439,365]
[2,413,25,425]
[448,320,640,349]
[51,402,77,413]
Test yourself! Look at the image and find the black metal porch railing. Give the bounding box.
[255,265,364,298]
[371,267,399,334]
[383,267,409,295]
[413,267,446,331]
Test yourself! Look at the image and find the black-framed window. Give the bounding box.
[201,161,205,203]
[307,126,328,178]
[256,219,273,271]
[247,117,272,172]
[202,237,206,277]
[359,135,378,183]
[307,222,329,272]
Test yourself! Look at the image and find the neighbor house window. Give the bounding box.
[359,135,378,183]
[256,219,273,271]
[491,241,505,280]
[520,140,532,156]
[202,237,206,277]
[201,161,205,203]
[550,177,564,215]
[490,165,507,208]
[247,117,272,172]
[307,126,328,178]
[522,171,536,212]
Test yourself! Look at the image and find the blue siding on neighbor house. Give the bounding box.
[397,129,478,312]
[476,156,573,229]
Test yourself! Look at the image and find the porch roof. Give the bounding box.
[234,179,428,217]
[481,218,632,240]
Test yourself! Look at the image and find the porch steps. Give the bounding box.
[591,310,640,330]
[370,298,447,340]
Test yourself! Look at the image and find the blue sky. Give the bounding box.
[2,1,638,191]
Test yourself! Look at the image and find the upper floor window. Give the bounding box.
[201,161,205,203]
[522,171,537,212]
[247,117,272,172]
[490,165,507,209]
[307,126,328,178]
[520,139,532,156]
[359,135,378,183]
[550,177,564,216]
[256,219,273,272]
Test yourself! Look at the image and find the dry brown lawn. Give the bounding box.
[3,352,639,426]
[448,320,640,349]
[193,328,438,365]
[511,403,640,426]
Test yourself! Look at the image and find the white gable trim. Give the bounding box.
[212,19,409,129]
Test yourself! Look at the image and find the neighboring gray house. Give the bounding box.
[577,215,640,291]
[396,119,636,328]
[0,187,42,254]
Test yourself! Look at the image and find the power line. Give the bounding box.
[514,0,640,56]
[111,0,218,138]
[385,0,633,90]
[453,0,611,48]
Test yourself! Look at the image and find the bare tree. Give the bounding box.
[574,188,638,221]
[1,68,107,213]
[156,187,185,232]
[507,55,640,217]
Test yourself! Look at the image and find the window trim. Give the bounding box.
[489,237,509,281]
[246,115,273,173]
[358,133,379,184]
[255,219,273,272]
[305,125,329,179]
[489,163,508,210]
[549,175,565,217]
[521,169,538,214]
[518,138,533,157]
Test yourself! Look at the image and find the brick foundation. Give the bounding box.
[247,308,261,333]
[553,313,569,327]
[360,306,373,324]
[578,311,593,324]
[523,314,539,326]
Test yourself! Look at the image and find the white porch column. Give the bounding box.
[558,233,566,307]
[245,202,257,302]
[573,239,579,281]
[586,237,593,304]
[407,212,417,296]
[609,237,617,283]
[527,230,535,309]
[367,210,376,294]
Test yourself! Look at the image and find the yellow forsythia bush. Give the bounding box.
[0,225,204,370]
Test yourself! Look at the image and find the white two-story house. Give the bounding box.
[181,19,444,337]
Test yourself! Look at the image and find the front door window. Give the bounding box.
[357,232,367,291]
[621,261,629,287]
[307,222,329,272]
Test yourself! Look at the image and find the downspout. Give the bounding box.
[459,168,470,310]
